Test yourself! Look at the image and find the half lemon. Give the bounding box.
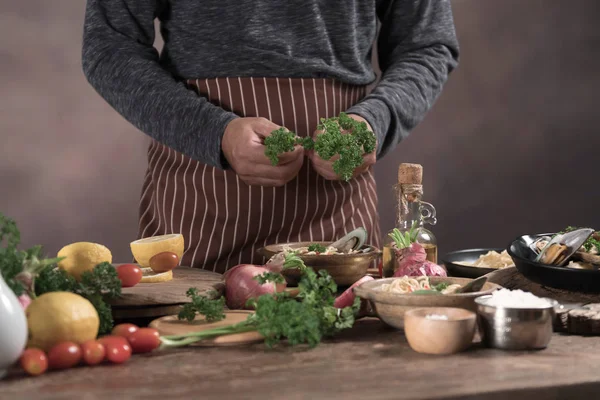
[130,234,184,268]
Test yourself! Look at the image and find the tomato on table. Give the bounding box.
[116,264,143,287]
[20,348,48,376]
[98,336,132,364]
[111,323,139,339]
[81,340,106,366]
[47,342,82,370]
[128,328,161,353]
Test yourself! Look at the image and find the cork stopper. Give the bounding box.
[397,163,423,185]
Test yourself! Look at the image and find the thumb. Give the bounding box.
[253,118,282,138]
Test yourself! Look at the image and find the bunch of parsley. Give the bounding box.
[0,212,122,335]
[160,253,360,349]
[264,112,376,181]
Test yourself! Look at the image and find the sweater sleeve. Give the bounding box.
[346,0,459,159]
[81,0,238,169]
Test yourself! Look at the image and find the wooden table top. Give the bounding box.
[2,318,600,400]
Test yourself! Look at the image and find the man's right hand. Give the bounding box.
[221,117,304,187]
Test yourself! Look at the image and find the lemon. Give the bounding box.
[26,292,99,352]
[57,242,112,280]
[139,267,173,283]
[130,234,184,268]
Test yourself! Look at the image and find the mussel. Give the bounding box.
[330,227,368,253]
[533,228,594,267]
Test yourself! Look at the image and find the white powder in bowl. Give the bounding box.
[482,289,552,309]
[425,314,449,320]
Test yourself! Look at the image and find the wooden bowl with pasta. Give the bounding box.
[353,276,501,330]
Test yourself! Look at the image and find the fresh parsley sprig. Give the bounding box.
[178,288,226,323]
[263,112,376,181]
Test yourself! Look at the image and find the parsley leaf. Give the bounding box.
[307,243,327,253]
[178,288,226,323]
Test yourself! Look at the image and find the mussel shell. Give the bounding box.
[330,227,368,253]
[534,228,594,266]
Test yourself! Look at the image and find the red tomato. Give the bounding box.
[81,340,106,366]
[47,342,82,370]
[20,348,48,376]
[111,323,139,339]
[117,264,143,287]
[98,336,132,364]
[128,328,161,353]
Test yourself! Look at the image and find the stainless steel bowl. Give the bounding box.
[475,295,558,350]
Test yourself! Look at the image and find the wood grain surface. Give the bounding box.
[3,318,600,400]
[108,267,224,307]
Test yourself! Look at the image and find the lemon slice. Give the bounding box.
[130,234,184,268]
[139,267,173,283]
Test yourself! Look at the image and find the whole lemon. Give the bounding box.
[57,242,112,280]
[26,292,99,352]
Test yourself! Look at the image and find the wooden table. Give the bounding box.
[2,318,600,400]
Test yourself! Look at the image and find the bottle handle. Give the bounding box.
[420,201,437,226]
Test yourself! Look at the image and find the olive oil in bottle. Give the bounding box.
[382,163,438,277]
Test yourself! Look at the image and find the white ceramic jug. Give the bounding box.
[0,275,28,379]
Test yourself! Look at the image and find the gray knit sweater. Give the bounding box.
[82,0,459,169]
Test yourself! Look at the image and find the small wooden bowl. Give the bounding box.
[404,307,477,355]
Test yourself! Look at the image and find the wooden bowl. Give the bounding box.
[404,307,477,355]
[353,277,501,329]
[257,242,381,286]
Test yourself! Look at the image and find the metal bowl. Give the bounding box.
[257,241,381,287]
[352,277,501,329]
[474,295,557,350]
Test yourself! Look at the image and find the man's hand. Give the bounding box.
[222,117,304,187]
[308,114,377,180]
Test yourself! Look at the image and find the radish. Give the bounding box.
[334,275,374,309]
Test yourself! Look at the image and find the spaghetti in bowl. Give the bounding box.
[353,276,501,330]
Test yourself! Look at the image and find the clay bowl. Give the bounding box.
[404,307,477,355]
[353,277,501,329]
[257,242,381,287]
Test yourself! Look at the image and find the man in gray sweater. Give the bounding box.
[82,0,459,273]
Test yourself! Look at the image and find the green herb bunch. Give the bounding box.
[160,253,360,349]
[264,112,376,181]
[0,213,63,296]
[388,221,419,249]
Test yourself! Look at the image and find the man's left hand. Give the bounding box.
[308,114,377,181]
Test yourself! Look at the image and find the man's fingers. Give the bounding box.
[276,145,304,165]
[254,118,282,137]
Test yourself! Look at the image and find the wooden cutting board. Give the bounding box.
[109,266,224,308]
[150,311,263,346]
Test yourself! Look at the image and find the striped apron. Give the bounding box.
[136,77,382,274]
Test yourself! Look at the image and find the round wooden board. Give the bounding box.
[150,311,263,346]
[109,265,224,307]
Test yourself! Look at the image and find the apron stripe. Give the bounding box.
[137,77,382,274]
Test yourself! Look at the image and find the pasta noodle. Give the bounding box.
[379,276,461,294]
[457,250,514,269]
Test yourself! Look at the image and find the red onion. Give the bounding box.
[334,275,374,309]
[18,294,31,310]
[393,242,447,277]
[224,264,287,309]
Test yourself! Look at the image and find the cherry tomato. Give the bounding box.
[98,336,132,364]
[20,348,48,376]
[81,340,106,366]
[117,264,143,287]
[149,251,179,273]
[111,323,139,339]
[128,328,161,353]
[47,342,82,370]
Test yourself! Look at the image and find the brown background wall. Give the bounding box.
[1,0,599,263]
